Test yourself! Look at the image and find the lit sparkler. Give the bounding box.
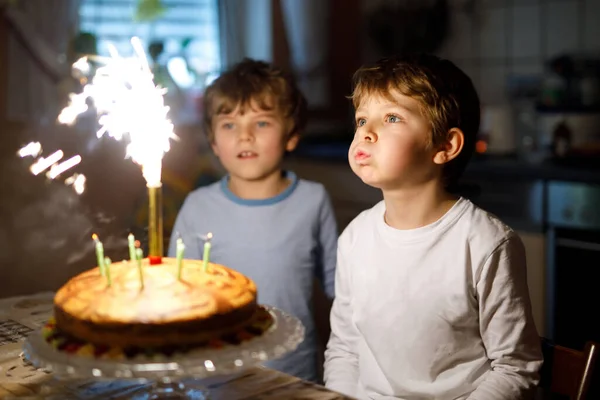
[58,36,176,260]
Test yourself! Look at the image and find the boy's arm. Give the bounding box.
[316,188,338,300]
[167,198,202,260]
[468,234,543,400]
[324,245,360,397]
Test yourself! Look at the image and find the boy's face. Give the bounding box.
[211,100,298,183]
[349,91,440,190]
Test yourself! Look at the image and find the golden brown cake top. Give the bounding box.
[54,257,257,325]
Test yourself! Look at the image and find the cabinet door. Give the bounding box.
[518,231,546,337]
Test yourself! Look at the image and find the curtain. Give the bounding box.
[279,0,330,108]
[218,0,273,69]
[218,0,330,108]
[5,0,80,124]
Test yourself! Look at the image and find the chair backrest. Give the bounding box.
[539,338,599,400]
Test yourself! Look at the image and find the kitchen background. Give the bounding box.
[0,0,599,358]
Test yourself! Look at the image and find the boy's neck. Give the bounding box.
[382,181,458,230]
[227,169,291,200]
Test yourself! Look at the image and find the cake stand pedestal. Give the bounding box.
[22,307,304,399]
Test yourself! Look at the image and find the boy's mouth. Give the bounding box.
[237,151,258,159]
[354,149,370,162]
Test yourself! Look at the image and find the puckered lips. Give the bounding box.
[353,148,371,164]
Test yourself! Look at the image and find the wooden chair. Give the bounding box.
[539,338,599,400]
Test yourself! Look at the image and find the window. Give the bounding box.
[79,0,221,86]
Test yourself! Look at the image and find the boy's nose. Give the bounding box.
[238,128,254,141]
[361,127,378,143]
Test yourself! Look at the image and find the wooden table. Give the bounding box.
[0,293,353,399]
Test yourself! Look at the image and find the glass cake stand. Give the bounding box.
[22,306,304,399]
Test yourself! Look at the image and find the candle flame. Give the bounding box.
[92,233,99,242]
[58,37,176,188]
[207,232,213,240]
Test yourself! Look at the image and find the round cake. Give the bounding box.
[53,257,260,349]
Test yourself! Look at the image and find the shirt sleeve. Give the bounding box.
[315,187,338,300]
[324,240,360,397]
[467,234,543,400]
[167,197,202,260]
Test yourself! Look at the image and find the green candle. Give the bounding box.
[136,247,144,288]
[92,234,105,276]
[202,232,212,272]
[128,233,136,262]
[176,237,185,280]
[104,257,112,287]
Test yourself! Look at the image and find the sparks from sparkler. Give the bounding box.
[29,150,64,176]
[46,155,82,180]
[58,36,176,188]
[64,173,86,195]
[17,142,86,195]
[17,141,42,158]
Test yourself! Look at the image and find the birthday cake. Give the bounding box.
[49,257,273,357]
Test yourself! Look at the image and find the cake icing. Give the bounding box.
[53,257,262,349]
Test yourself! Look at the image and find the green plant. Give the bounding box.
[134,0,167,22]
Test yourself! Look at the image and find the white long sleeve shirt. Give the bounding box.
[324,198,542,400]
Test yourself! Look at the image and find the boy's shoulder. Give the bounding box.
[461,199,518,245]
[338,199,518,251]
[294,178,328,199]
[338,200,385,247]
[181,180,223,207]
[180,176,331,210]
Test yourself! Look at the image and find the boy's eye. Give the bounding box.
[257,121,269,127]
[386,114,402,123]
[222,122,234,129]
[356,118,366,127]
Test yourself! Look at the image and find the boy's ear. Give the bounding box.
[433,128,464,165]
[285,134,300,152]
[211,140,220,157]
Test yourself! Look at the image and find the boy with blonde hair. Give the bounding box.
[169,58,337,382]
[324,54,542,399]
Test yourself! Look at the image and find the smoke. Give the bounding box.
[10,180,128,267]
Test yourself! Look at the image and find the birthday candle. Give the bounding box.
[202,232,212,272]
[92,234,105,276]
[104,257,112,286]
[176,237,185,280]
[128,233,136,262]
[136,247,144,288]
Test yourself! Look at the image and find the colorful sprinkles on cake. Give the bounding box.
[42,307,274,360]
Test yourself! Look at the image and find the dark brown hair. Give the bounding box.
[202,58,307,141]
[351,54,480,187]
